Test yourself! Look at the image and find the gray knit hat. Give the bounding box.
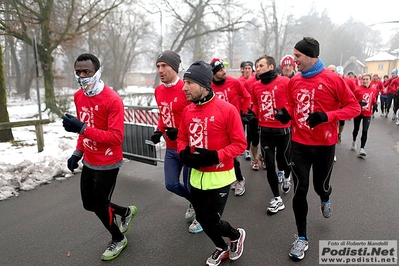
[183,61,213,90]
[156,50,181,73]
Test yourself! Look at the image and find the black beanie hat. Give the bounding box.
[210,58,226,75]
[294,37,320,58]
[156,50,181,73]
[183,61,213,90]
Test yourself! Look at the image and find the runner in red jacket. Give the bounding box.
[177,60,247,266]
[350,73,378,156]
[251,55,292,214]
[243,60,263,170]
[383,69,398,118]
[210,58,250,196]
[380,75,390,116]
[152,50,202,234]
[280,37,360,261]
[370,74,383,118]
[62,53,137,261]
[389,75,399,123]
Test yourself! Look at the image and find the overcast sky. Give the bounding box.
[292,0,397,41]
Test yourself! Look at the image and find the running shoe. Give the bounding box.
[185,203,195,223]
[101,235,128,261]
[119,206,138,234]
[277,171,285,183]
[229,228,246,260]
[244,150,251,161]
[350,141,357,151]
[358,148,367,157]
[267,197,285,213]
[206,246,229,266]
[258,153,266,170]
[234,177,246,196]
[289,235,308,260]
[230,180,237,190]
[251,159,259,171]
[281,177,291,193]
[188,218,203,233]
[321,199,332,218]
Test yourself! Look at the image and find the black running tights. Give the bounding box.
[80,166,127,241]
[190,185,240,249]
[291,142,334,237]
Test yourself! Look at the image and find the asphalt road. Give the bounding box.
[1,114,399,266]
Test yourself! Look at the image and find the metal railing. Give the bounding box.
[122,105,165,165]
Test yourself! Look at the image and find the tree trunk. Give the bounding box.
[8,38,22,95]
[37,46,62,116]
[0,44,14,142]
[23,43,34,100]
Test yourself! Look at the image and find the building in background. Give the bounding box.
[365,51,399,77]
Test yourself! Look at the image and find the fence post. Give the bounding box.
[35,124,44,152]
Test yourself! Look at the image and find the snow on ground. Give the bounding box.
[0,86,155,200]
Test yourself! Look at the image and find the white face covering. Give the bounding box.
[74,67,104,96]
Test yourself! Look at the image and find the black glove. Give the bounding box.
[242,108,256,123]
[193,147,219,167]
[274,107,292,124]
[165,127,178,141]
[179,146,219,168]
[150,130,163,144]
[67,155,81,172]
[359,101,367,107]
[179,146,202,169]
[306,112,328,128]
[62,113,85,133]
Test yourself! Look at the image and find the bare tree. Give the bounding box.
[0,43,13,142]
[0,0,124,116]
[162,0,250,59]
[89,5,154,91]
[248,1,297,62]
[19,42,35,100]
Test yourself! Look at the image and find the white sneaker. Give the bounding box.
[334,155,337,162]
[281,177,291,193]
[244,150,251,161]
[358,148,366,157]
[267,197,285,213]
[350,141,357,151]
[185,204,195,222]
[234,177,246,196]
